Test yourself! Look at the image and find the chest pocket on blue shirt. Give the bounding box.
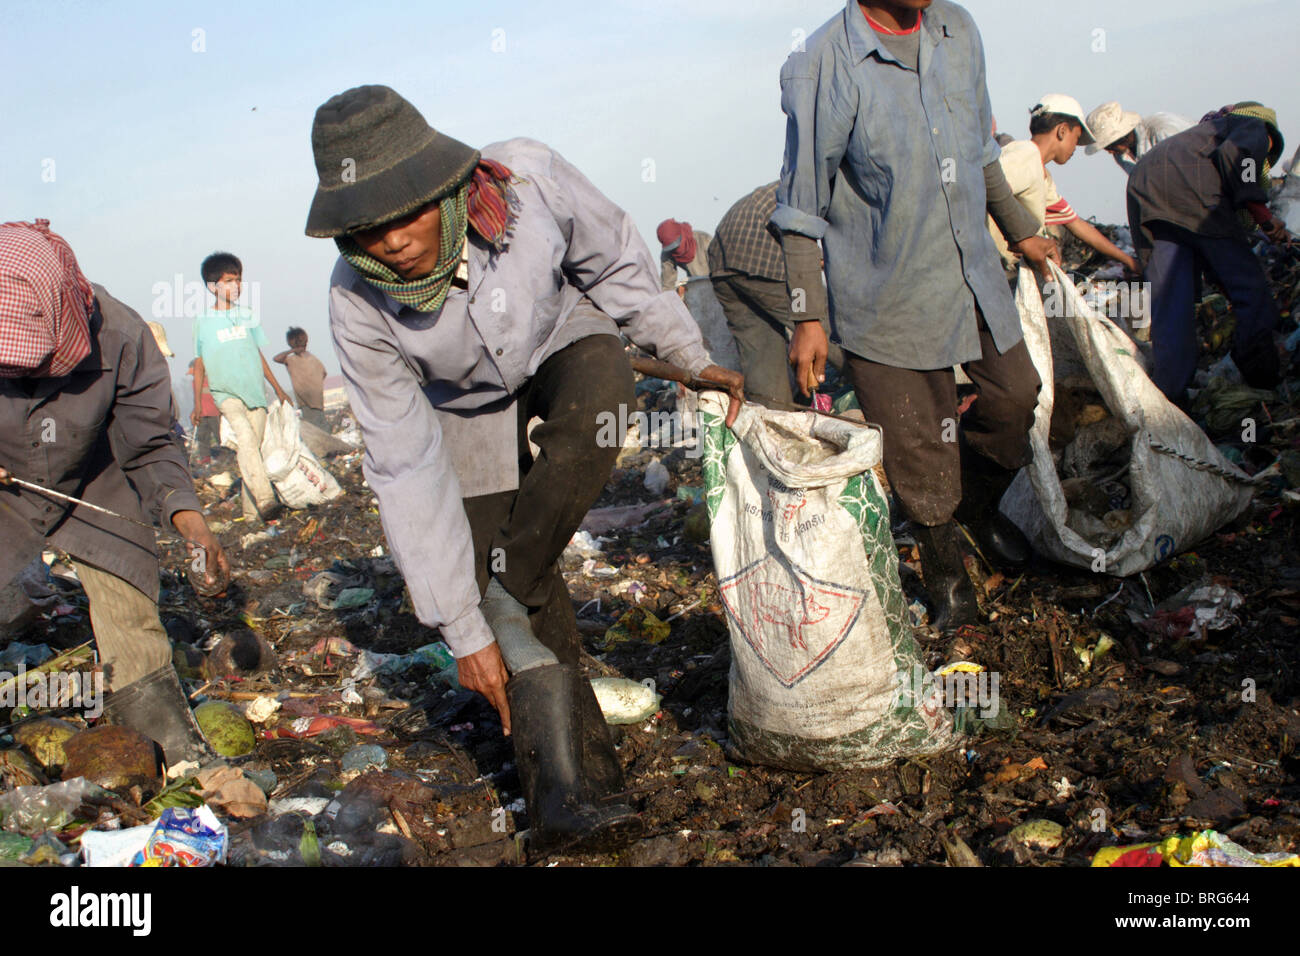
[943,91,983,165]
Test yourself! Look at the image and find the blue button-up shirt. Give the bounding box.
[772,0,1019,370]
[329,138,712,658]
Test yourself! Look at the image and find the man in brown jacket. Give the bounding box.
[0,220,230,765]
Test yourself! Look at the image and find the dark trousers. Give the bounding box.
[1144,223,1280,402]
[460,334,636,663]
[712,273,843,407]
[843,311,1040,526]
[195,415,220,455]
[300,405,328,431]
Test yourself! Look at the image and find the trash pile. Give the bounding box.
[2,234,1299,867]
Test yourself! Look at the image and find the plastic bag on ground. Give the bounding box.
[260,400,344,508]
[1001,263,1253,576]
[699,392,956,771]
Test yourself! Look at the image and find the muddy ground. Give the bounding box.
[4,233,1299,867]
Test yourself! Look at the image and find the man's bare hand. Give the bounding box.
[1009,235,1060,278]
[789,321,829,399]
[457,642,512,735]
[1263,218,1293,246]
[190,409,202,427]
[0,466,9,484]
[696,364,745,428]
[172,509,232,595]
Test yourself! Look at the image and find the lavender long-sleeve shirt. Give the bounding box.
[329,137,712,657]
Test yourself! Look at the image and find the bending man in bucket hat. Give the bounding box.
[305,85,743,854]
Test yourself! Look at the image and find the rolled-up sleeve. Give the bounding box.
[772,49,854,239]
[107,308,202,527]
[330,284,494,658]
[539,148,713,376]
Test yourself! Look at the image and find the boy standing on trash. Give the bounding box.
[304,85,742,853]
[988,96,1139,276]
[191,252,293,521]
[0,220,230,765]
[1127,102,1292,403]
[772,0,1057,635]
[273,326,329,430]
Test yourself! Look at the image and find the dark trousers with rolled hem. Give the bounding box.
[1144,222,1281,403]
[713,273,844,407]
[842,310,1040,527]
[461,332,634,691]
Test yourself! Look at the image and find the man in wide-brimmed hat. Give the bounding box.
[306,84,742,854]
[1127,101,1292,402]
[1085,101,1193,176]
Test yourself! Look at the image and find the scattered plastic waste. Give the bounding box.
[643,458,670,496]
[603,607,671,646]
[0,777,109,835]
[132,805,228,867]
[590,678,661,724]
[564,530,604,560]
[1092,829,1300,867]
[580,501,671,534]
[341,744,388,775]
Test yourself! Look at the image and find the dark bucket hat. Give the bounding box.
[305,85,480,238]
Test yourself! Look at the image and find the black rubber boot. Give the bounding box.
[508,664,641,855]
[101,665,210,767]
[956,446,1031,567]
[913,522,980,634]
[575,677,627,801]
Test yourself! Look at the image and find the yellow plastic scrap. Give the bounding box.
[604,607,671,647]
[1092,830,1300,867]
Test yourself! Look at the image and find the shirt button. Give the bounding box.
[495,348,503,356]
[30,441,39,448]
[470,297,476,304]
[932,128,940,135]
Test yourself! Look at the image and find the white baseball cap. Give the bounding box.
[1030,94,1096,146]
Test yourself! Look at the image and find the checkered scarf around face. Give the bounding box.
[335,159,520,313]
[0,220,94,379]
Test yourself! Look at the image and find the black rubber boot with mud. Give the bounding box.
[956,446,1031,567]
[508,664,641,855]
[913,522,980,634]
[101,665,210,767]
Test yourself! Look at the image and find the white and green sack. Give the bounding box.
[699,393,957,771]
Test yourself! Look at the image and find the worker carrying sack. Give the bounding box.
[1001,262,1255,576]
[698,393,957,771]
[259,401,343,509]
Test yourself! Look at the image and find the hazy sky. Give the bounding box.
[3,0,1296,408]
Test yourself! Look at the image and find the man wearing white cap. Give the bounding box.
[988,95,1138,275]
[1086,102,1193,176]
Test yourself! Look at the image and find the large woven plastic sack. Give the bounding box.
[259,402,342,508]
[1001,263,1253,575]
[699,392,956,771]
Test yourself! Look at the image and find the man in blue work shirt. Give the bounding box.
[775,0,1057,634]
